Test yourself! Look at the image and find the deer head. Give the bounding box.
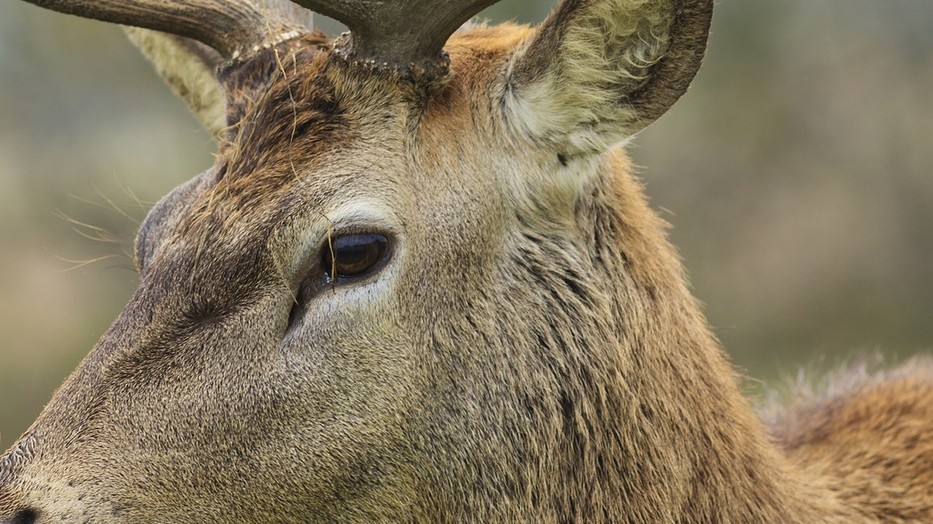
[0,0,751,521]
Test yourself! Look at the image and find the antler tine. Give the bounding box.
[291,0,501,76]
[21,0,314,61]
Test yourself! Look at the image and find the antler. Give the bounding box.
[20,0,313,61]
[291,0,500,75]
[24,0,501,77]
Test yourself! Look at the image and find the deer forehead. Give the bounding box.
[145,28,541,265]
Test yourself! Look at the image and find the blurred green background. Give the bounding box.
[1,1,931,449]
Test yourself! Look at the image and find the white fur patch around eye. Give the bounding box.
[325,200,401,230]
[272,199,401,289]
[278,199,404,344]
[310,200,402,284]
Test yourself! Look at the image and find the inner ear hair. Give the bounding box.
[505,0,713,154]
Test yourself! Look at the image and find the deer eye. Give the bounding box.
[322,233,390,281]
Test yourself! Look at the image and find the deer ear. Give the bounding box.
[125,28,227,137]
[503,0,713,155]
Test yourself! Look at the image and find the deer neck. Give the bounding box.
[546,150,839,521]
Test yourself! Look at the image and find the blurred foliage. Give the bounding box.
[1,1,932,449]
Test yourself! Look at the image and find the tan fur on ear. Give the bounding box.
[125,28,227,137]
[504,0,713,155]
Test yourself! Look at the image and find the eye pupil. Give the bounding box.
[323,233,389,280]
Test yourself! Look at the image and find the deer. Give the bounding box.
[1,0,931,522]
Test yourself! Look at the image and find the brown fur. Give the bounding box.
[2,1,931,522]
